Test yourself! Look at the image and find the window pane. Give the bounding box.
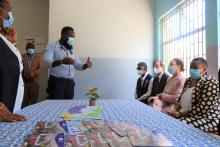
[160,0,206,77]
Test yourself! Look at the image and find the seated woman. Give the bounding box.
[148,58,186,114]
[172,58,219,133]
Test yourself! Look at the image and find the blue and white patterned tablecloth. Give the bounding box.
[0,99,219,146]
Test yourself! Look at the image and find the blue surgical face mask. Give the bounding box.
[67,37,75,46]
[190,69,201,80]
[27,48,35,55]
[168,66,175,75]
[2,12,14,28]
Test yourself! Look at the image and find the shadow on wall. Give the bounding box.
[74,58,153,100]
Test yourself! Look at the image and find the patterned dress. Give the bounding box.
[180,74,220,132]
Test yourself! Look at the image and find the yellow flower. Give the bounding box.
[88,87,97,94]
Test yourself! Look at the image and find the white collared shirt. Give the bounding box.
[158,72,164,82]
[0,33,24,113]
[141,72,148,87]
[43,41,84,79]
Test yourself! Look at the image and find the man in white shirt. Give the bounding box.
[43,26,92,99]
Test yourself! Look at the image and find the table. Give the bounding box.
[0,99,219,146]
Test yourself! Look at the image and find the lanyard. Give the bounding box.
[61,46,69,57]
[60,45,72,78]
[26,54,35,67]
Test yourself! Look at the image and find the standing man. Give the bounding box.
[43,26,92,99]
[135,62,152,99]
[22,42,42,107]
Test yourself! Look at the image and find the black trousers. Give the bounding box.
[218,119,220,135]
[47,75,75,99]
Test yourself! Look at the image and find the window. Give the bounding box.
[160,0,205,77]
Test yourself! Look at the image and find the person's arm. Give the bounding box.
[159,77,185,104]
[175,110,189,118]
[138,78,154,100]
[134,86,138,99]
[43,43,56,68]
[31,55,43,77]
[43,43,67,68]
[74,50,92,71]
[73,50,84,71]
[0,102,26,122]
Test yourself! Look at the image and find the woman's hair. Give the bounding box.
[172,58,184,71]
[192,57,207,68]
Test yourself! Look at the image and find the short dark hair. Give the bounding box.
[172,58,184,71]
[153,59,164,68]
[137,62,147,70]
[26,42,35,49]
[61,26,74,36]
[192,57,207,68]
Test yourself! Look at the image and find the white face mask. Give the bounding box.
[137,70,144,76]
[153,67,162,75]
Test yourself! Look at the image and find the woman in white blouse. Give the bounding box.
[0,0,26,122]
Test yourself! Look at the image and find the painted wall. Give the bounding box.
[11,0,49,101]
[205,0,219,79]
[155,0,219,79]
[49,0,155,99]
[217,0,220,70]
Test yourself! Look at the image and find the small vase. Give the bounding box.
[89,99,96,106]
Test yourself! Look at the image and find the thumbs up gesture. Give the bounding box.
[86,57,92,68]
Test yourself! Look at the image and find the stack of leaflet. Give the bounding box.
[22,105,172,146]
[22,120,173,147]
[22,121,67,147]
[60,105,103,121]
[65,120,173,147]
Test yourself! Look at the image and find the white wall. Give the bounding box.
[49,0,154,59]
[11,0,49,54]
[48,0,155,99]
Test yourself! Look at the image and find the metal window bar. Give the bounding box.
[160,0,205,77]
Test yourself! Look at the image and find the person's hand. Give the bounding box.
[3,28,18,44]
[168,110,177,117]
[85,57,92,68]
[148,96,159,104]
[152,98,163,111]
[62,57,75,65]
[0,103,26,122]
